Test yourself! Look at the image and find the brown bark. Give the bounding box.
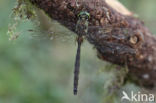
[29,0,156,88]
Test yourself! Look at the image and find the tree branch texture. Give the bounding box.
[29,0,156,88]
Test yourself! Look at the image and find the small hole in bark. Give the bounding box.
[129,35,139,44]
[142,74,150,80]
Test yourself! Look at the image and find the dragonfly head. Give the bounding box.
[78,11,90,21]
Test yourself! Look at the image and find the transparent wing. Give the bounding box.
[27,20,131,41]
[27,20,77,42]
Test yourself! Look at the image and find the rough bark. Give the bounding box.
[29,0,156,88]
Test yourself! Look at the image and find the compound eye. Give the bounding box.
[78,15,81,18]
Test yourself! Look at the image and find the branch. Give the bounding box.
[29,0,156,88]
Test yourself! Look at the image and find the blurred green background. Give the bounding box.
[0,0,156,103]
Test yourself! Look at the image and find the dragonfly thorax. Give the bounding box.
[76,11,90,37]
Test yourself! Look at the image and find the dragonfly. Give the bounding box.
[73,11,90,95]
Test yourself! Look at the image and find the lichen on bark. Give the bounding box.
[8,0,38,40]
